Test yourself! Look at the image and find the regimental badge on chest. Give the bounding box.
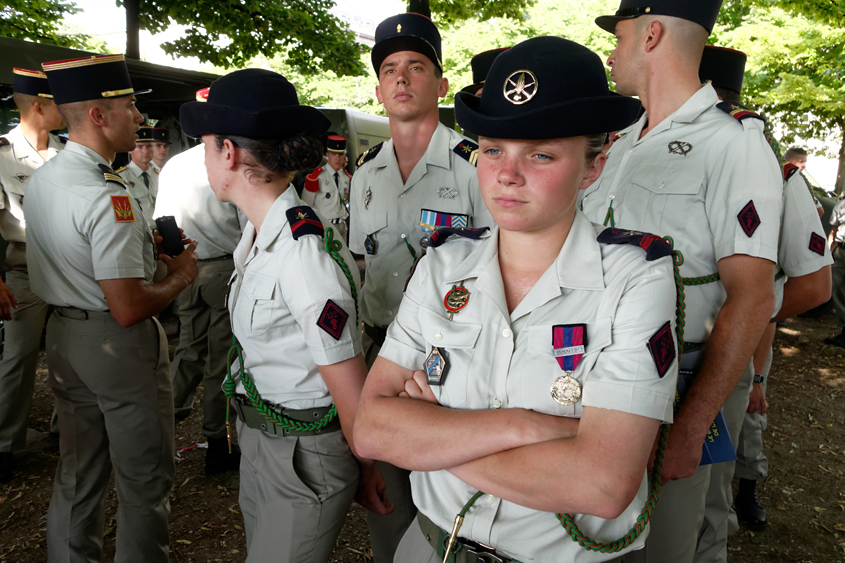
[550,324,587,406]
[14,173,27,183]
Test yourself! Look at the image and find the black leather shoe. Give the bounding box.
[205,438,241,476]
[0,452,14,482]
[734,478,768,530]
[824,329,845,348]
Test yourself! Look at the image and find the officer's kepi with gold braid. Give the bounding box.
[41,54,151,105]
[12,68,53,98]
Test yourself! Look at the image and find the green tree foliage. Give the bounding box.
[413,0,537,25]
[117,0,367,74]
[1,0,88,48]
[716,4,845,192]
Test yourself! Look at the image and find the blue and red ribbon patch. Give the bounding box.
[552,324,587,371]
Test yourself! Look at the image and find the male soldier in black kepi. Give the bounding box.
[582,1,784,562]
[25,53,198,563]
[0,68,66,482]
[347,11,494,562]
[151,126,171,171]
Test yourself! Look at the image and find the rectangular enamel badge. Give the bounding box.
[552,324,587,371]
[110,195,135,223]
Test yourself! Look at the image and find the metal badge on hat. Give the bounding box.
[503,70,538,105]
[444,283,470,321]
[550,324,587,406]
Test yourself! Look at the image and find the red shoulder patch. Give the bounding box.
[110,195,135,223]
[305,167,322,193]
[782,162,799,182]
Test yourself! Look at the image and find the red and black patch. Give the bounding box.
[596,228,673,261]
[453,139,479,167]
[782,161,799,182]
[809,232,826,256]
[716,101,763,123]
[286,206,324,240]
[737,201,761,237]
[317,299,349,340]
[646,321,675,378]
[0,136,9,148]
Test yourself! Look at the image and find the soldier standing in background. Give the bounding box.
[0,67,65,482]
[303,135,351,240]
[119,124,158,227]
[150,126,171,172]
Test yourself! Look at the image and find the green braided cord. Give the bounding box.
[402,234,418,267]
[323,226,359,323]
[223,336,338,431]
[556,424,669,552]
[762,119,783,164]
[461,491,485,517]
[603,200,615,228]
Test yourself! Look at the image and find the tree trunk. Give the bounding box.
[836,117,845,196]
[408,0,431,18]
[125,0,140,59]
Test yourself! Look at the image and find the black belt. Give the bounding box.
[232,395,341,437]
[417,513,522,563]
[364,324,387,346]
[199,254,233,263]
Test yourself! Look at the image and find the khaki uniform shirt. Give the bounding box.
[379,214,678,562]
[302,165,350,223]
[348,122,494,328]
[119,159,159,228]
[153,145,244,260]
[23,142,155,310]
[0,125,64,243]
[580,85,783,344]
[228,187,362,408]
[774,171,833,313]
[830,196,845,244]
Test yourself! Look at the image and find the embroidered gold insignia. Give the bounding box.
[110,195,135,223]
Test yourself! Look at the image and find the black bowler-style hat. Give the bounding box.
[180,69,330,139]
[152,127,171,144]
[12,68,53,98]
[596,0,724,34]
[371,13,442,74]
[455,36,642,139]
[41,54,151,105]
[460,48,509,94]
[699,46,747,93]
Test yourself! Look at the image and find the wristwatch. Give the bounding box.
[753,373,765,384]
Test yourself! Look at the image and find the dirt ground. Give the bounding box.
[1,310,844,563]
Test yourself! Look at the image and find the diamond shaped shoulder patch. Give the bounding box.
[737,200,761,238]
[646,321,675,378]
[317,299,348,340]
[809,232,826,256]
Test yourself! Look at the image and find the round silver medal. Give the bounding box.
[550,373,581,406]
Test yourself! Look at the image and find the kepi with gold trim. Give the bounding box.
[41,54,151,105]
[12,68,53,98]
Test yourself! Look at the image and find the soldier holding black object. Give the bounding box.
[24,53,199,563]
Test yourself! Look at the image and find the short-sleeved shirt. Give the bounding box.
[119,159,159,228]
[0,125,64,243]
[301,165,350,222]
[379,213,678,562]
[580,85,783,344]
[153,145,244,260]
[774,171,833,313]
[23,141,155,310]
[348,122,494,328]
[830,197,845,244]
[228,187,362,409]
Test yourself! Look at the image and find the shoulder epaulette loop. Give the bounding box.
[114,165,127,174]
[782,161,799,182]
[453,139,479,167]
[304,167,322,193]
[356,142,384,167]
[716,101,763,123]
[428,226,489,249]
[596,227,673,261]
[98,163,128,189]
[286,206,324,240]
[59,136,68,144]
[344,169,352,178]
[0,137,9,148]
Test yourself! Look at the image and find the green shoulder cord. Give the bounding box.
[762,118,783,164]
[223,226,357,449]
[401,233,418,270]
[602,196,616,228]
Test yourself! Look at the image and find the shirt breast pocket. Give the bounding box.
[521,318,613,416]
[417,306,482,408]
[240,272,276,336]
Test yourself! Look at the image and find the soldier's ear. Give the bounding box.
[437,76,449,99]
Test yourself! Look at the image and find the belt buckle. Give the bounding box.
[464,540,504,563]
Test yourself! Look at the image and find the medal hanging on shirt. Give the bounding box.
[550,324,587,406]
[424,347,448,385]
[444,283,470,321]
